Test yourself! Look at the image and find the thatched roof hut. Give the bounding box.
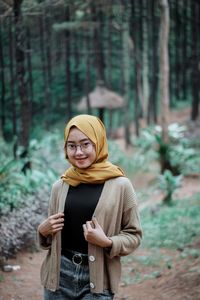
[78,85,125,110]
[77,81,125,122]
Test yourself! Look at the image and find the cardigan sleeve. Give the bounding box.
[107,179,142,258]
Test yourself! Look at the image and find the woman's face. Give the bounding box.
[66,127,96,169]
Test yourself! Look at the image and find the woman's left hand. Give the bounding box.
[83,217,112,248]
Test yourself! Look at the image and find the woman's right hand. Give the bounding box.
[38,212,64,237]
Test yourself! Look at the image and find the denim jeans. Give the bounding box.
[44,254,114,300]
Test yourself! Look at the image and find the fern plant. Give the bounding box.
[158,170,182,204]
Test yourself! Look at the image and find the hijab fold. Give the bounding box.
[61,114,125,186]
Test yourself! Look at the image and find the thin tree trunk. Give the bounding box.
[182,0,187,101]
[107,2,113,135]
[130,0,141,136]
[39,11,48,121]
[74,33,81,91]
[107,0,113,89]
[191,0,199,120]
[0,22,6,139]
[84,32,92,115]
[122,18,131,145]
[14,0,31,170]
[174,0,181,103]
[159,0,170,143]
[65,5,72,120]
[45,10,52,113]
[91,3,105,82]
[147,0,159,124]
[9,15,18,157]
[141,0,149,118]
[26,25,33,119]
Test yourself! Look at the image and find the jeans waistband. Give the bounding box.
[62,249,88,265]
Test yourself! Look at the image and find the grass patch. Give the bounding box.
[140,193,200,250]
[121,193,200,285]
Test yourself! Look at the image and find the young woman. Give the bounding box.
[38,114,142,300]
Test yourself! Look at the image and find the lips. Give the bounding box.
[75,157,87,163]
[75,157,87,161]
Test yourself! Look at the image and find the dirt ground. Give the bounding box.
[0,108,200,300]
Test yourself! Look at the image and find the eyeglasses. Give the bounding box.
[66,141,94,153]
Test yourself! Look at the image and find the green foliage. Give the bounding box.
[133,123,200,176]
[0,135,63,214]
[122,192,200,285]
[158,170,182,203]
[141,194,200,250]
[108,140,156,175]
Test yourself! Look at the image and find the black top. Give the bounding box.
[61,183,104,254]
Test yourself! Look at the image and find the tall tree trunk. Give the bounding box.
[14,0,31,170]
[91,3,105,83]
[107,1,113,89]
[45,9,52,113]
[39,10,49,123]
[74,32,81,91]
[122,13,131,145]
[130,0,141,136]
[141,0,149,118]
[65,5,72,120]
[182,0,188,101]
[159,0,170,143]
[191,0,199,120]
[107,2,113,135]
[84,32,92,115]
[147,0,159,124]
[9,15,18,157]
[0,22,6,139]
[174,0,181,103]
[26,25,33,120]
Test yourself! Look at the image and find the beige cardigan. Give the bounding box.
[38,177,142,294]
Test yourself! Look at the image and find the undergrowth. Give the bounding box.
[121,193,200,285]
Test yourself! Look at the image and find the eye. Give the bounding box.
[81,141,91,149]
[67,144,75,150]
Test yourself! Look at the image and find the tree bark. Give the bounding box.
[130,0,141,136]
[191,0,199,120]
[122,12,131,145]
[91,3,105,83]
[84,32,92,115]
[14,0,31,170]
[65,5,72,120]
[159,0,170,143]
[147,0,159,124]
[0,22,6,139]
[26,25,33,120]
[39,10,48,121]
[9,15,18,157]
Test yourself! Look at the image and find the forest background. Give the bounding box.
[0,0,200,299]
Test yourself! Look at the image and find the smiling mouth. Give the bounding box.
[75,158,87,161]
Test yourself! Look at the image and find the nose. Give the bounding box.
[75,145,83,154]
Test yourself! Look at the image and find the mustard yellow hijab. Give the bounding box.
[61,114,125,186]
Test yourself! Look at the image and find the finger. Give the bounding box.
[86,221,93,230]
[82,224,87,232]
[52,223,64,232]
[54,217,64,224]
[54,212,64,218]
